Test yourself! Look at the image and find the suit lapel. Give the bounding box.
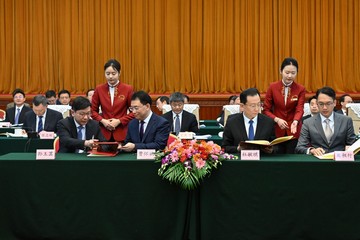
[239,114,248,140]
[142,115,155,142]
[332,113,341,142]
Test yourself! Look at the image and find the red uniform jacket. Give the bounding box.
[91,82,134,142]
[263,80,305,139]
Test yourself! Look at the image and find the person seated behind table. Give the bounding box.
[295,87,356,156]
[183,94,190,104]
[222,88,276,153]
[86,89,95,103]
[336,94,353,115]
[5,88,32,124]
[119,90,170,152]
[57,89,71,105]
[217,95,240,126]
[161,92,199,135]
[45,90,57,105]
[57,96,108,153]
[155,96,169,112]
[302,95,319,122]
[23,95,63,133]
[6,88,30,110]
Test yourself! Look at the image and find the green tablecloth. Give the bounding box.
[199,120,219,127]
[0,137,54,155]
[199,126,222,135]
[0,153,360,239]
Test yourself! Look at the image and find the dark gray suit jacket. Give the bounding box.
[222,113,275,153]
[125,113,170,151]
[23,108,63,133]
[5,106,32,124]
[57,116,107,153]
[162,110,199,134]
[295,112,356,154]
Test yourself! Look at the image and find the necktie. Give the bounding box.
[77,126,84,140]
[14,108,20,124]
[139,121,145,141]
[175,114,180,135]
[324,119,333,143]
[248,120,254,140]
[38,116,43,132]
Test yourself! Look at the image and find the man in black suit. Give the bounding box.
[57,96,107,153]
[162,92,198,135]
[5,88,32,124]
[336,94,353,115]
[302,95,319,122]
[120,91,170,151]
[23,95,63,133]
[222,88,276,153]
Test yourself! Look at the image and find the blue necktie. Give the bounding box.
[175,114,180,135]
[139,121,145,141]
[14,108,20,124]
[248,120,254,140]
[77,126,84,140]
[38,116,43,132]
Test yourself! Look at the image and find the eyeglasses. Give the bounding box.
[76,111,91,117]
[245,103,262,109]
[129,105,144,112]
[318,102,334,108]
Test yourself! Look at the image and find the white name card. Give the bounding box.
[334,151,354,161]
[178,132,194,140]
[0,122,11,128]
[39,131,55,139]
[36,149,56,160]
[241,150,260,160]
[137,149,156,160]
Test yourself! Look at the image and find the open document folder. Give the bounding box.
[315,138,360,159]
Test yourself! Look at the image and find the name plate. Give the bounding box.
[241,150,260,160]
[0,122,11,128]
[334,151,354,161]
[178,132,194,139]
[39,131,55,139]
[137,149,156,160]
[36,149,56,160]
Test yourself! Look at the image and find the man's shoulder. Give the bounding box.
[183,110,196,118]
[226,113,242,125]
[47,108,63,117]
[258,113,273,123]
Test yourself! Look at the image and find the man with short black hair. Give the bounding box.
[23,95,63,133]
[58,89,71,105]
[45,90,57,105]
[162,92,199,135]
[222,88,275,153]
[5,88,32,124]
[296,87,356,156]
[155,96,169,112]
[336,94,353,115]
[120,91,170,152]
[57,96,107,153]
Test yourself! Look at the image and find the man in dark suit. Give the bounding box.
[336,94,353,115]
[222,88,276,153]
[57,96,107,153]
[302,95,319,122]
[5,88,32,124]
[296,87,356,156]
[23,95,63,133]
[120,91,170,151]
[161,92,198,135]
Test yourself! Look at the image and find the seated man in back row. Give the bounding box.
[23,95,63,133]
[296,86,356,156]
[222,88,275,153]
[161,92,199,135]
[57,96,107,153]
[119,91,170,152]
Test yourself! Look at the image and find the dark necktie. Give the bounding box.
[77,126,84,140]
[38,116,43,132]
[15,108,20,124]
[139,121,145,141]
[175,114,180,135]
[248,120,254,140]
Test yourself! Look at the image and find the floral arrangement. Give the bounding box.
[155,139,237,190]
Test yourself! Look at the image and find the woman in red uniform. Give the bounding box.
[91,59,134,142]
[263,57,305,153]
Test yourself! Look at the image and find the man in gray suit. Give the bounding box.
[295,86,356,156]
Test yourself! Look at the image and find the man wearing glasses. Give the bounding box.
[119,91,170,152]
[222,88,276,153]
[161,92,199,135]
[57,96,107,153]
[296,87,356,156]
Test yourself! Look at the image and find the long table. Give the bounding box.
[0,153,360,239]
